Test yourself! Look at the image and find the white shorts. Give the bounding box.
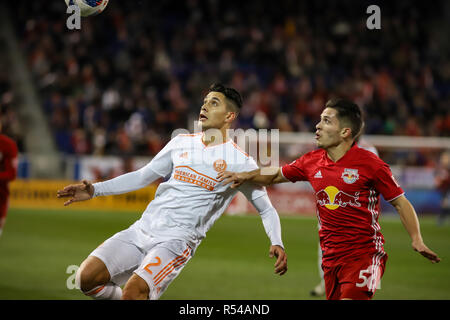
[89,222,193,300]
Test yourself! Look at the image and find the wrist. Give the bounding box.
[411,234,423,244]
[91,183,99,198]
[271,243,285,250]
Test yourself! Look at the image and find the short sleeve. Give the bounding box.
[281,156,307,182]
[373,163,404,201]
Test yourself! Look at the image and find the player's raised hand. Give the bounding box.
[57,180,94,206]
[412,240,441,264]
[269,245,288,276]
[216,171,247,188]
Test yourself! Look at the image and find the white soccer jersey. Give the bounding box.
[93,132,283,250]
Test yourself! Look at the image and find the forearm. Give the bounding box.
[251,194,284,248]
[392,196,423,242]
[260,206,284,248]
[390,195,441,263]
[93,167,161,197]
[246,167,285,186]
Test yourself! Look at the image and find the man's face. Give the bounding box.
[198,91,235,131]
[315,107,345,149]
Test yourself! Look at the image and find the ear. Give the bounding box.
[340,127,352,139]
[225,111,237,123]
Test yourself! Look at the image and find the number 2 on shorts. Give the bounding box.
[144,257,161,275]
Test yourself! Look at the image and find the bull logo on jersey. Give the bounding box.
[341,168,359,184]
[316,186,361,210]
[213,159,227,172]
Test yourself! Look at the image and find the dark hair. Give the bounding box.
[209,83,242,111]
[325,98,363,138]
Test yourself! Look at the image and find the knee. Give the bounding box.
[121,287,144,300]
[76,266,97,292]
[122,286,149,300]
[121,276,149,300]
[77,257,110,292]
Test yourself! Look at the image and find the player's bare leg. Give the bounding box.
[122,273,150,300]
[77,256,110,291]
[76,256,122,299]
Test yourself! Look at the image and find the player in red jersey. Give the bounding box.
[0,127,18,238]
[218,98,441,300]
[310,134,379,297]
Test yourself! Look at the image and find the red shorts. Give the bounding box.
[323,252,387,300]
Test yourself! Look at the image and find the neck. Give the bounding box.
[326,140,354,162]
[202,127,229,146]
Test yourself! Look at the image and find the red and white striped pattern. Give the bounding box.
[367,189,385,292]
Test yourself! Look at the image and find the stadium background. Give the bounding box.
[0,0,449,299]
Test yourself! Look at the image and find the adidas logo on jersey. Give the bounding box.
[314,170,323,178]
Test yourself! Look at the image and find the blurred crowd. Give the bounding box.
[8,0,450,156]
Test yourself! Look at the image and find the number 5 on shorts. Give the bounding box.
[144,257,161,275]
[356,267,381,289]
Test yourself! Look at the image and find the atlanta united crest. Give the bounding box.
[213,159,227,172]
[341,168,359,184]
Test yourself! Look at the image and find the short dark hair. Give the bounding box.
[209,83,242,112]
[325,98,363,138]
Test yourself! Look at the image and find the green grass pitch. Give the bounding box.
[0,208,449,299]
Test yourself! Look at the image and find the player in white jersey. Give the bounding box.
[57,83,287,300]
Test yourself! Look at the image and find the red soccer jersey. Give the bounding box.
[281,144,404,267]
[0,134,18,197]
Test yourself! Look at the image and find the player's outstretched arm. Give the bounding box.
[57,180,94,206]
[217,167,288,188]
[249,193,287,275]
[390,195,441,263]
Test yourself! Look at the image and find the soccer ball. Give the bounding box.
[65,0,109,17]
